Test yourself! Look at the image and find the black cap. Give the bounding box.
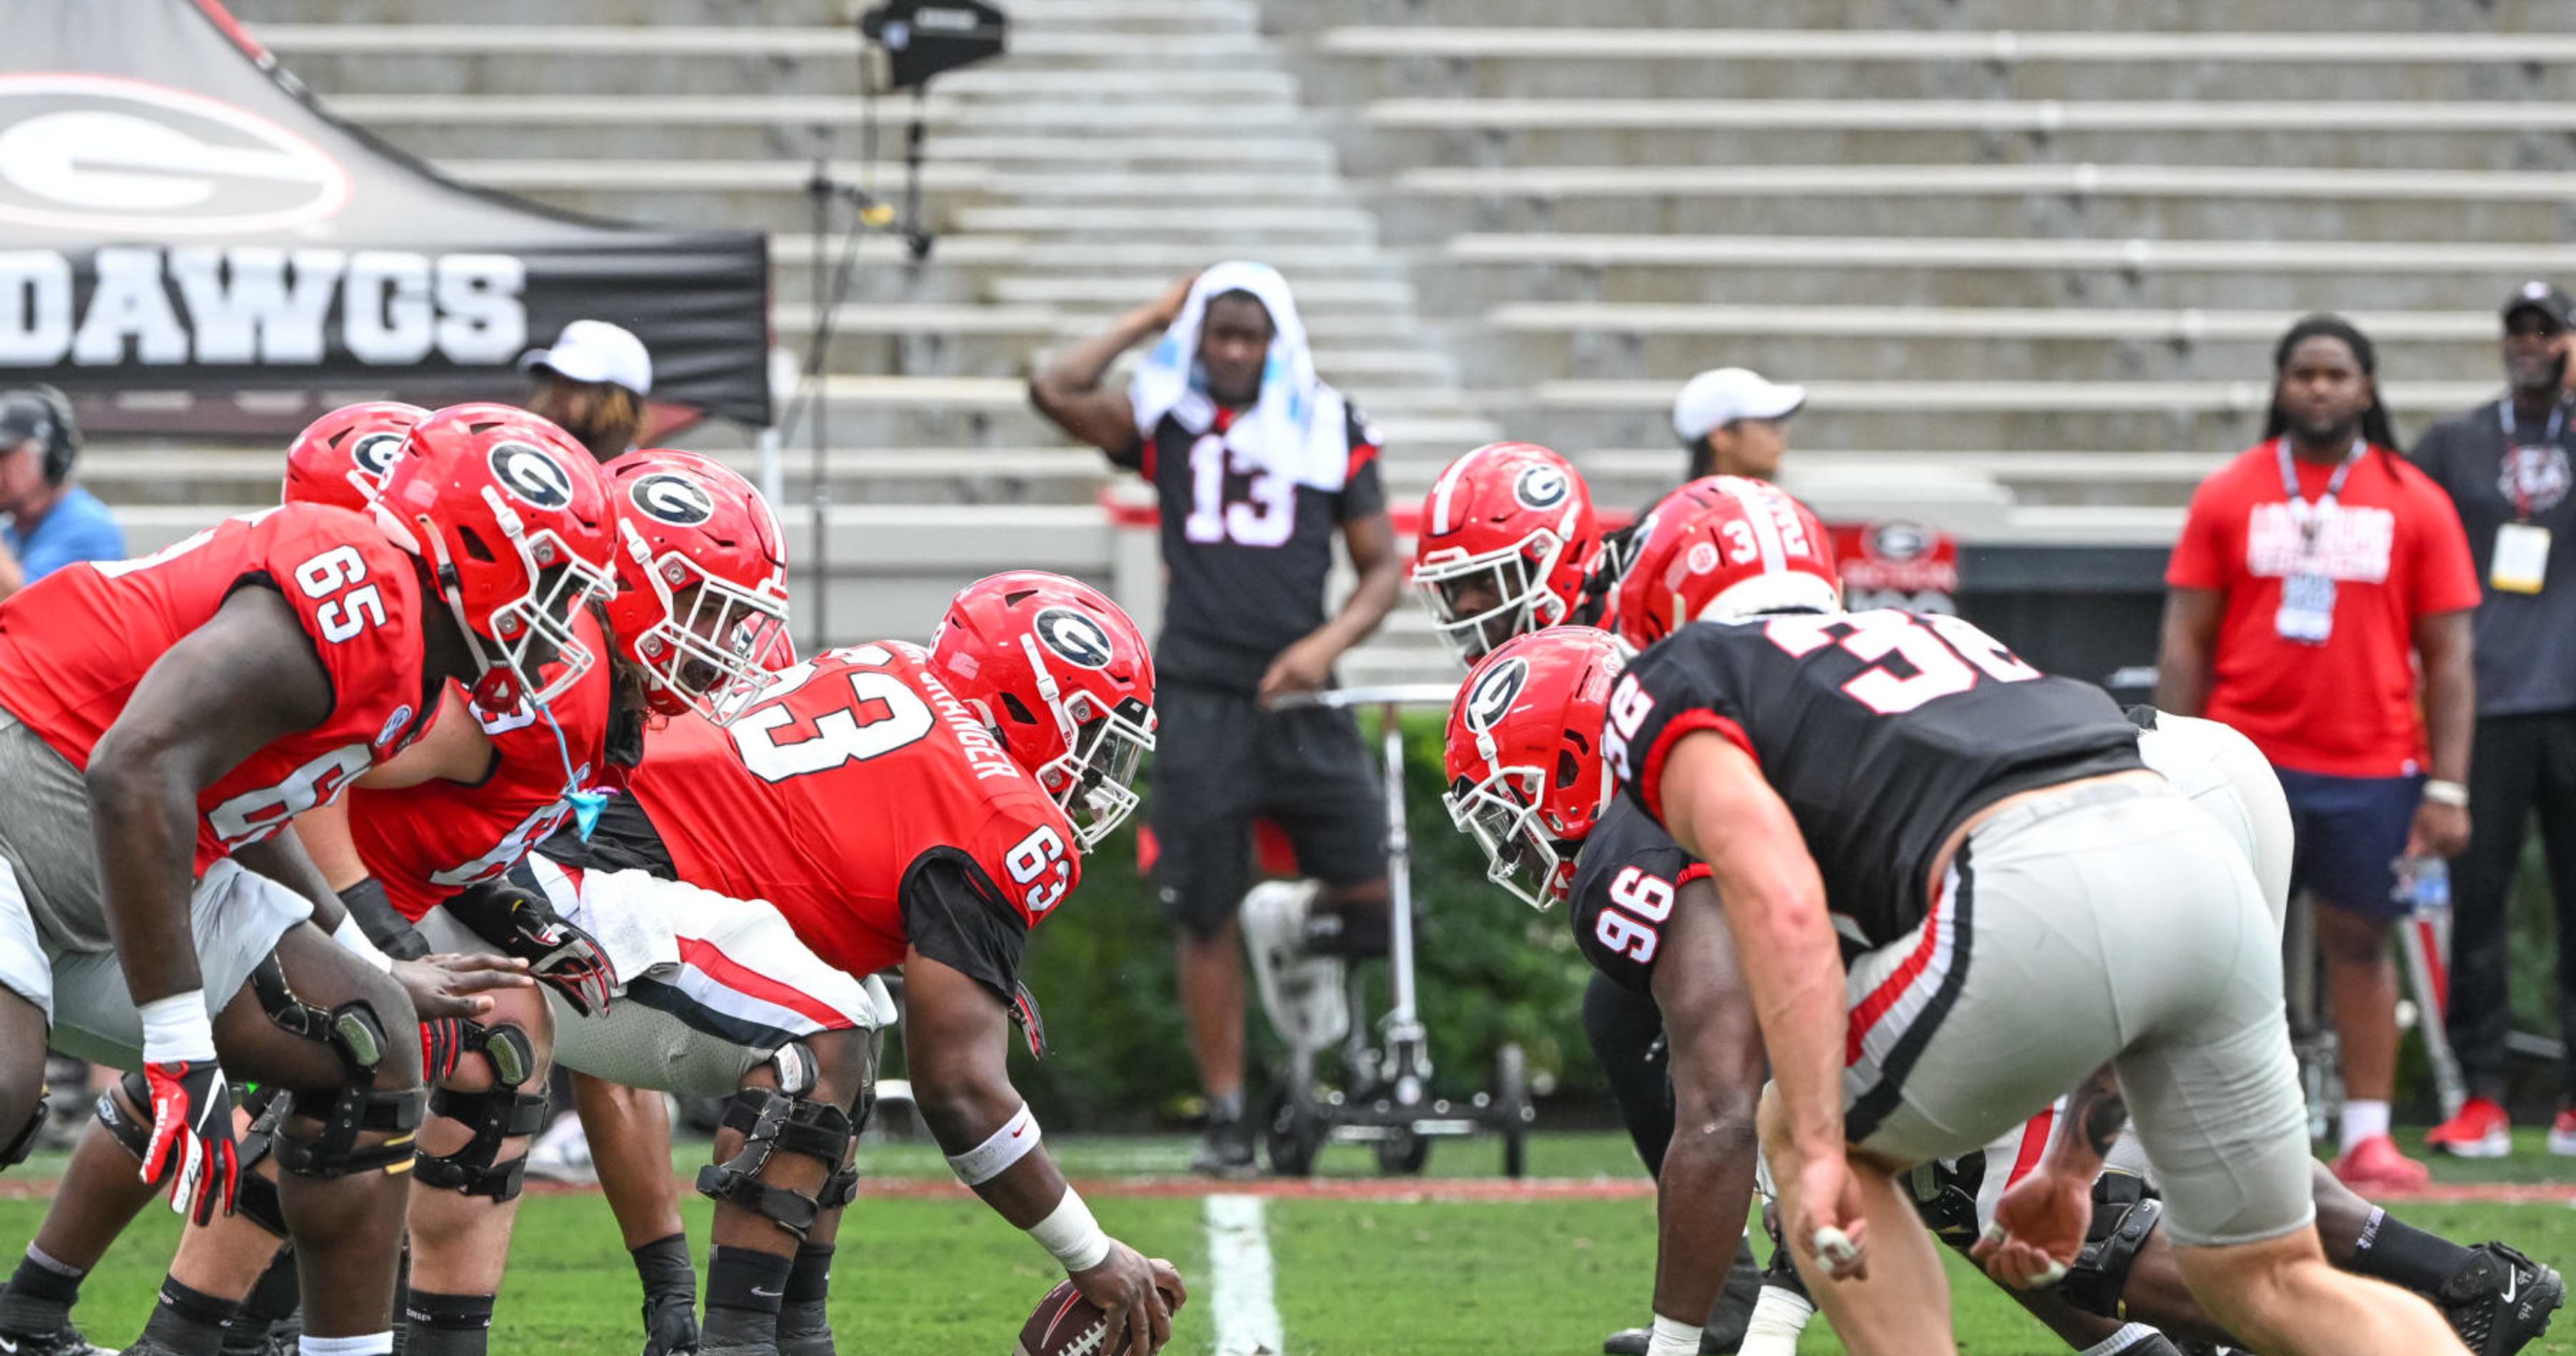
[0,391,59,452]
[2503,279,2573,330]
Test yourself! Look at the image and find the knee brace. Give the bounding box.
[2059,1168,2166,1319]
[95,1070,154,1160]
[251,955,426,1179]
[412,1085,550,1203]
[462,1020,536,1089]
[0,1092,44,1168]
[1905,1157,1987,1246]
[231,1088,293,1237]
[696,1084,858,1240]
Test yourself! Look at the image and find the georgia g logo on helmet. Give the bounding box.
[1463,655,1530,732]
[349,431,405,477]
[630,472,715,527]
[1513,464,1570,512]
[1033,605,1114,670]
[488,441,575,510]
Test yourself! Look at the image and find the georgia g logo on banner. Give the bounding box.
[0,74,349,235]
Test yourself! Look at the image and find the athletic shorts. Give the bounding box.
[0,709,313,1066]
[419,858,890,1098]
[2274,765,2421,919]
[1149,682,1388,938]
[1843,778,2314,1250]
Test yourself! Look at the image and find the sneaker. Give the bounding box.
[0,1325,116,1356]
[2550,1109,2576,1157]
[2331,1134,2433,1193]
[1188,1115,1257,1179]
[1600,1329,1649,1356]
[2427,1098,2514,1159]
[522,1113,597,1185]
[2440,1241,2564,1355]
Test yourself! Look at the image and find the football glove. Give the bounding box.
[140,1059,237,1225]
[446,881,614,1017]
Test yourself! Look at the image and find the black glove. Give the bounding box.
[141,1059,237,1225]
[445,881,614,1017]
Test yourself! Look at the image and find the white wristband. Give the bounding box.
[1645,1315,1703,1356]
[138,992,216,1064]
[331,912,395,972]
[946,1102,1041,1185]
[1030,1188,1113,1273]
[2423,779,2469,808]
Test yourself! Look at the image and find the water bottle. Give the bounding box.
[2409,856,2451,913]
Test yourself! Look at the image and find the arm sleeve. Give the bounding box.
[2163,479,2234,591]
[1335,405,1386,522]
[2409,470,2485,616]
[899,848,1031,1007]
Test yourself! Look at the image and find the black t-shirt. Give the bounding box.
[2411,399,2576,717]
[1109,403,1385,694]
[537,793,1028,1006]
[1566,797,1703,996]
[1607,612,2142,949]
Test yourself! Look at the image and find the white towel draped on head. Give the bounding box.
[1129,261,1356,492]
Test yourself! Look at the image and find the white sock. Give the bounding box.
[299,1334,394,1356]
[1737,1285,1816,1356]
[2341,1099,2392,1151]
[2080,1321,2165,1356]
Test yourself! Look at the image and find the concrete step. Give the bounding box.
[1265,0,2550,33]
[749,376,1495,448]
[1421,233,2576,311]
[237,0,1257,27]
[1335,100,2576,176]
[256,25,1281,96]
[1365,164,2576,243]
[950,205,1381,241]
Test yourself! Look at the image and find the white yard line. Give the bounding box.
[1203,1193,1285,1356]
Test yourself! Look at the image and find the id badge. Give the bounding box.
[2275,572,2336,644]
[2493,522,2551,594]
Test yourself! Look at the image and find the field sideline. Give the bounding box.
[6,1130,2569,1355]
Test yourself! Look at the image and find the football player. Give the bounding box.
[0,401,610,1356]
[1595,479,2461,1355]
[535,571,1183,1356]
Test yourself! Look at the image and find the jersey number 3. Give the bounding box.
[729,644,933,782]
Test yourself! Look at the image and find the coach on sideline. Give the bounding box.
[0,387,119,603]
[1030,264,1403,1177]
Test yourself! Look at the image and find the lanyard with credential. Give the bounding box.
[2275,436,2363,558]
[2497,399,2564,521]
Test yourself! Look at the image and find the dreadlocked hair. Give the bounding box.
[2261,312,2402,452]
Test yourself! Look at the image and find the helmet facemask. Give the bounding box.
[618,519,790,727]
[1413,527,1569,664]
[1016,633,1156,851]
[435,485,614,713]
[1444,763,1573,911]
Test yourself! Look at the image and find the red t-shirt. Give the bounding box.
[2166,442,2480,777]
[0,506,433,868]
[625,641,1080,979]
[346,610,617,921]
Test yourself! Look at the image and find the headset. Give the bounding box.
[0,386,77,486]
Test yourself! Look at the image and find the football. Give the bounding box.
[1013,1277,1184,1356]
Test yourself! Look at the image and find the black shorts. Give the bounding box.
[1150,682,1388,938]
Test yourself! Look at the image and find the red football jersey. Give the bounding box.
[344,610,617,921]
[0,506,433,869]
[626,641,1081,978]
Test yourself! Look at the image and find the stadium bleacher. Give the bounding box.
[101,0,2576,678]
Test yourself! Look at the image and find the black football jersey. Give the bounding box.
[1111,404,1384,693]
[1567,797,1704,996]
[1605,611,2142,949]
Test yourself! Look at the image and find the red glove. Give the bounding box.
[140,1060,237,1225]
[419,1017,468,1084]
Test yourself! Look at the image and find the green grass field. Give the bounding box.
[10,1130,2571,1355]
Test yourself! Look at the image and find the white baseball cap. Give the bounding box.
[1672,367,1806,444]
[520,319,653,397]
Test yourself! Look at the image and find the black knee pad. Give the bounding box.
[93,1070,154,1161]
[232,1090,294,1237]
[1906,1157,1988,1246]
[252,955,428,1180]
[462,1021,536,1090]
[0,1091,44,1168]
[2059,1168,2165,1319]
[696,1088,857,1239]
[412,1085,550,1203]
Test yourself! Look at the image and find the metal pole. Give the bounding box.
[1380,700,1426,1080]
[806,172,832,656]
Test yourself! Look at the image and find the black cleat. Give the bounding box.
[0,1327,116,1356]
[1189,1115,1257,1179]
[641,1288,700,1356]
[2442,1241,2564,1355]
[1601,1328,1648,1356]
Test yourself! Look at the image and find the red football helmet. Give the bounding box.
[371,403,616,713]
[281,401,428,513]
[602,450,792,724]
[927,572,1156,852]
[1411,442,1601,663]
[1613,476,1840,650]
[1442,626,1627,909]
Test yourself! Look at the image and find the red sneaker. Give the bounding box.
[2333,1134,2434,1194]
[2551,1108,2576,1157]
[2423,1097,2512,1158]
